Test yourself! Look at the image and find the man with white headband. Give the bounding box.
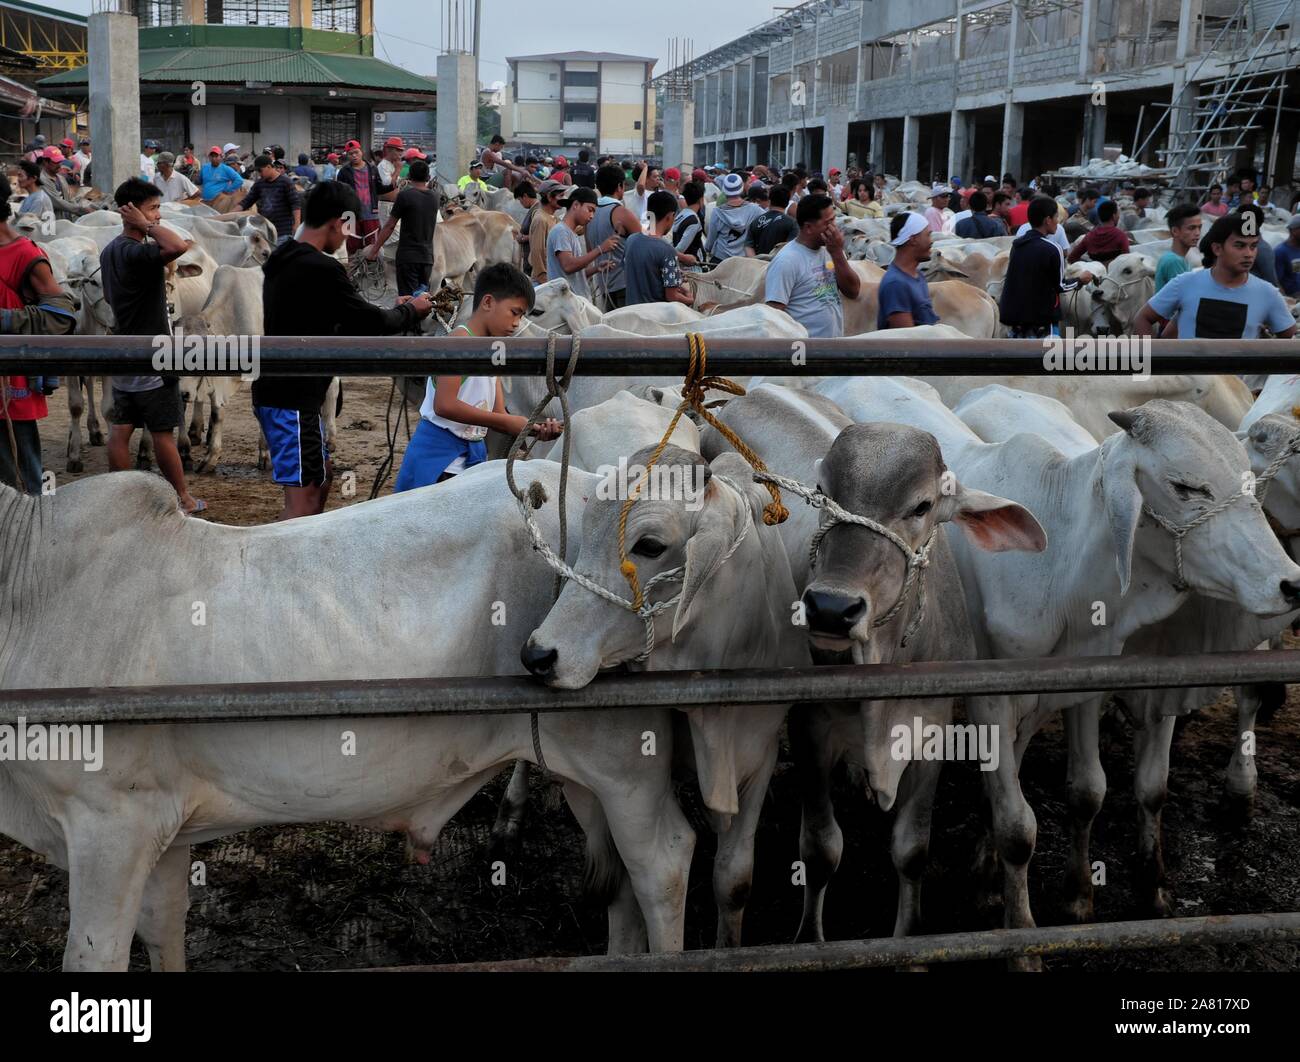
[876,212,939,330]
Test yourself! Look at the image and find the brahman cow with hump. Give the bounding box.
[703,383,1045,947]
[0,462,705,967]
[521,446,810,948]
[818,377,1300,936]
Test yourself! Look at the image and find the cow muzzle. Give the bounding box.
[520,641,558,682]
[803,587,867,647]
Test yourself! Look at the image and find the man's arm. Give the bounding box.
[612,204,640,236]
[1066,236,1087,264]
[42,176,87,215]
[366,214,399,259]
[824,225,860,299]
[329,261,431,334]
[886,311,916,327]
[1133,302,1162,336]
[556,242,609,276]
[664,283,693,305]
[238,180,260,212]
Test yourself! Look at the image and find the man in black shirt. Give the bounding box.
[253,181,435,520]
[100,177,204,514]
[569,148,597,189]
[745,185,799,256]
[365,158,440,294]
[237,154,301,244]
[1000,195,1094,338]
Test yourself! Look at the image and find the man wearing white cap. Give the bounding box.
[924,185,950,232]
[704,171,764,263]
[877,212,939,330]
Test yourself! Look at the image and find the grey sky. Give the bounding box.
[56,0,782,84]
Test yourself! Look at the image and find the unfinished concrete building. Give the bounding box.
[656,0,1300,200]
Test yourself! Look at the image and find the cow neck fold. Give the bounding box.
[0,482,42,679]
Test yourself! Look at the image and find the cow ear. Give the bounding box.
[672,481,746,642]
[942,483,1047,553]
[1100,438,1142,595]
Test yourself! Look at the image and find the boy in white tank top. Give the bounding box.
[394,263,561,491]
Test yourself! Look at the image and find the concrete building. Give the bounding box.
[657,0,1300,196]
[38,0,436,157]
[500,50,656,156]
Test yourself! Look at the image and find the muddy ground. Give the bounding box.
[1,380,1297,971]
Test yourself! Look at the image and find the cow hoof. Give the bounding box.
[88,430,103,447]
[196,459,215,475]
[1008,955,1044,973]
[66,458,83,473]
[1063,895,1094,924]
[1150,888,1174,919]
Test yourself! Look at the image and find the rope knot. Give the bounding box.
[525,480,548,510]
[763,502,789,525]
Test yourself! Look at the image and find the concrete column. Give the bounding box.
[1001,101,1024,182]
[662,101,694,173]
[947,111,970,183]
[824,105,851,174]
[89,12,140,195]
[436,52,477,186]
[869,120,884,173]
[1078,0,1095,82]
[901,114,919,182]
[1082,101,1107,161]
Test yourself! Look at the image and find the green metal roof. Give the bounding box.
[38,46,436,94]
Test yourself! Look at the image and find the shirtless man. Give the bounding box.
[480,135,531,191]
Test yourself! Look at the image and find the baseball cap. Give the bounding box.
[553,155,567,167]
[719,172,744,197]
[829,167,841,176]
[983,174,997,183]
[344,140,361,151]
[39,146,62,162]
[207,145,221,155]
[156,151,176,165]
[60,138,75,150]
[33,134,46,144]
[930,183,950,198]
[222,142,240,154]
[537,179,566,197]
[143,139,160,149]
[402,147,427,160]
[469,159,483,170]
[691,167,708,183]
[384,136,404,148]
[664,167,680,181]
[327,153,340,162]
[79,138,90,146]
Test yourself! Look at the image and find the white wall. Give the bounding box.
[515,60,561,101]
[600,61,647,105]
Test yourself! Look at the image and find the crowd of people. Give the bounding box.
[3,127,1298,525]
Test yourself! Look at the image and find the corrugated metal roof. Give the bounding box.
[38,47,437,94]
[506,50,656,64]
[0,0,87,26]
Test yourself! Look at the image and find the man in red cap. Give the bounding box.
[336,139,394,255]
[398,146,426,181]
[39,146,91,219]
[57,138,81,184]
[377,136,404,186]
[551,155,573,186]
[662,166,682,204]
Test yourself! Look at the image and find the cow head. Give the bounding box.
[66,253,114,333]
[521,446,795,818]
[1240,413,1300,539]
[12,213,43,240]
[527,277,603,333]
[1102,400,1300,614]
[803,422,1046,664]
[922,247,971,282]
[1095,253,1155,332]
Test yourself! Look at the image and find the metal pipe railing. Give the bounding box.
[361,912,1300,972]
[0,336,1297,377]
[3,649,1298,726]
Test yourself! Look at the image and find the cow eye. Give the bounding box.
[529,308,545,316]
[1170,481,1212,501]
[632,537,666,558]
[911,500,932,517]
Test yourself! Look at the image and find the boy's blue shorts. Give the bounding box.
[394,418,488,492]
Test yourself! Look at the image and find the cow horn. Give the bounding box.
[1108,409,1138,435]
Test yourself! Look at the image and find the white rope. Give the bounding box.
[752,469,938,648]
[515,474,754,662]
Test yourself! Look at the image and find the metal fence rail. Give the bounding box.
[3,650,1299,726]
[0,335,1297,377]
[359,913,1300,972]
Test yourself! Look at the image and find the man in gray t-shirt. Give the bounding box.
[544,187,613,302]
[623,192,694,307]
[764,194,859,338]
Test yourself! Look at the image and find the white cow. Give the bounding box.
[1093,252,1156,334]
[0,461,703,968]
[816,376,1300,933]
[952,384,1099,455]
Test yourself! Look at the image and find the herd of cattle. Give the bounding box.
[1,178,1298,972]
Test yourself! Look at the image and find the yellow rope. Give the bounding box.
[616,332,788,608]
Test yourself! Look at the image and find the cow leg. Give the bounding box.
[1225,684,1261,810]
[85,377,104,447]
[63,814,171,971]
[489,760,532,859]
[135,843,191,971]
[322,378,340,453]
[66,376,86,472]
[1133,707,1176,917]
[561,779,646,954]
[587,775,693,953]
[136,430,155,471]
[891,749,940,942]
[197,395,224,474]
[1063,697,1107,923]
[712,737,778,948]
[790,704,843,945]
[257,426,269,471]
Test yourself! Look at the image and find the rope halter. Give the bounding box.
[753,469,938,649]
[1115,428,1300,593]
[514,472,753,663]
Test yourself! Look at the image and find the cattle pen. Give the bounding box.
[3,333,1300,973]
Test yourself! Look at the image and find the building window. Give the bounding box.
[563,71,599,87]
[234,105,261,134]
[312,108,360,155]
[563,103,597,123]
[207,0,291,27]
[137,0,185,27]
[633,121,641,130]
[312,0,359,33]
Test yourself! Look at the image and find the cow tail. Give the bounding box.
[583,814,627,908]
[335,378,344,418]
